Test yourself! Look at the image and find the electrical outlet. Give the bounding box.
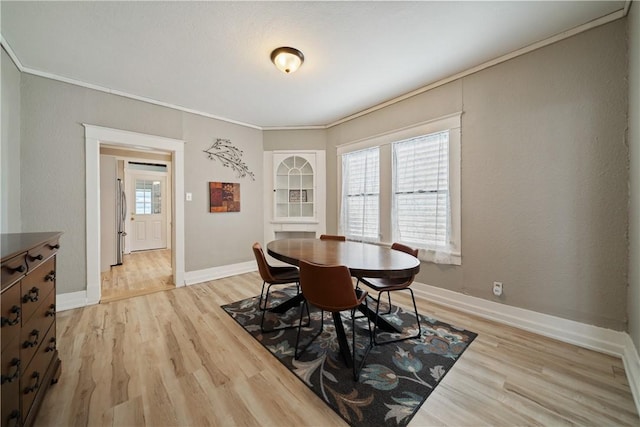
[493,281,503,296]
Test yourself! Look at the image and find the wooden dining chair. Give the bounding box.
[358,243,421,345]
[294,260,372,381]
[319,234,346,241]
[252,242,309,333]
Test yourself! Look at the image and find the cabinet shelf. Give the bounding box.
[273,154,316,220]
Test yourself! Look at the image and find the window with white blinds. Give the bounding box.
[392,131,449,249]
[339,147,380,241]
[337,113,461,265]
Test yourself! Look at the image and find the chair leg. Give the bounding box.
[352,299,373,381]
[258,281,268,310]
[351,282,368,320]
[384,292,392,315]
[372,289,421,346]
[261,284,310,333]
[295,305,323,360]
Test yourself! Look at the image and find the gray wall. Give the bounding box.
[326,20,628,331]
[1,48,21,232]
[182,112,263,271]
[263,129,327,151]
[628,2,640,351]
[17,74,263,293]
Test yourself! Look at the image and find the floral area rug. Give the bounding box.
[221,286,477,427]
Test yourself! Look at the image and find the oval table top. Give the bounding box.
[267,238,420,279]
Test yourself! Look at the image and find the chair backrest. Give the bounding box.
[391,242,419,258]
[299,260,358,312]
[319,234,346,241]
[391,243,419,284]
[252,242,276,282]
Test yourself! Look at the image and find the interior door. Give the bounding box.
[130,174,167,252]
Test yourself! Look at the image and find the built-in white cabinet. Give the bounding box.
[264,150,326,243]
[274,153,316,220]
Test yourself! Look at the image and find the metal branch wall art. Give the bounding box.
[203,138,255,181]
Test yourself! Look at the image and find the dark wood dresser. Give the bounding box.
[1,233,62,427]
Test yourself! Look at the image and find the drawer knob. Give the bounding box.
[46,304,56,317]
[7,410,20,427]
[22,329,40,348]
[30,254,44,261]
[23,371,40,394]
[0,358,21,384]
[10,264,26,274]
[45,337,57,352]
[48,243,60,250]
[1,305,21,327]
[22,287,39,303]
[45,271,56,282]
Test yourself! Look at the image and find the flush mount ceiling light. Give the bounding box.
[270,47,304,74]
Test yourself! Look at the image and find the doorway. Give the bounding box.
[85,124,185,306]
[99,150,174,303]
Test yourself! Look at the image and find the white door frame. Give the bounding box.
[84,124,185,305]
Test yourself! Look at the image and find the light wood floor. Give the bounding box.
[37,272,639,426]
[100,249,174,303]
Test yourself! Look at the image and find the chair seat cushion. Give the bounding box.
[360,277,412,292]
[270,266,300,283]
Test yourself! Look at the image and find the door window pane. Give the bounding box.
[135,179,162,215]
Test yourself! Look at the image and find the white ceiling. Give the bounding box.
[0,1,627,129]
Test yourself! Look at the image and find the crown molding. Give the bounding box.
[0,35,262,131]
[1,5,629,131]
[326,6,628,128]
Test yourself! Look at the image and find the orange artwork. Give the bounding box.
[209,182,240,212]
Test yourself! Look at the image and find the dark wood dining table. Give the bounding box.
[266,238,421,366]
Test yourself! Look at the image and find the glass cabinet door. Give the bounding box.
[274,154,315,219]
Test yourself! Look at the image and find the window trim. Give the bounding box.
[337,112,462,265]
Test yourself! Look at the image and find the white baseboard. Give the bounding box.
[413,282,627,356]
[623,334,640,413]
[413,282,640,414]
[56,290,87,312]
[184,261,257,286]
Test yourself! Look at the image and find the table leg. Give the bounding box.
[332,312,352,368]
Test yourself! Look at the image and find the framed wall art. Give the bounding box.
[209,182,240,212]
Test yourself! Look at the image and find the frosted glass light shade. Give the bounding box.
[270,47,304,74]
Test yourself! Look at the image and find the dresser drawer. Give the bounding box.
[1,284,22,353]
[21,323,56,423]
[20,258,56,324]
[20,288,55,371]
[1,379,20,427]
[1,337,21,427]
[1,254,26,292]
[26,238,59,273]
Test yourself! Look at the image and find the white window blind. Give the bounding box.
[340,147,380,241]
[393,131,451,252]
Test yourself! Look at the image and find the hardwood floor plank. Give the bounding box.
[112,395,145,426]
[36,270,639,426]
